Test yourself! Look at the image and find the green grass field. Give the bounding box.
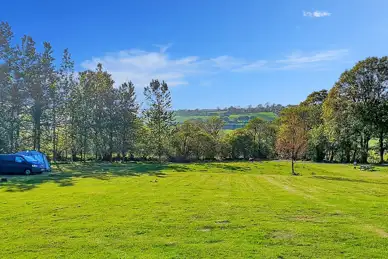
[1,161,388,258]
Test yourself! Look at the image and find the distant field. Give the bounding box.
[1,161,388,258]
[175,115,214,123]
[175,111,277,126]
[228,112,277,120]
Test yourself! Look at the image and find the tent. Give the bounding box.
[15,151,51,172]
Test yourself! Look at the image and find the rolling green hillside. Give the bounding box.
[175,111,278,130]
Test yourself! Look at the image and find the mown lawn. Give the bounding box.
[1,161,388,258]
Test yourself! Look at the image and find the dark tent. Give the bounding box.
[15,151,51,172]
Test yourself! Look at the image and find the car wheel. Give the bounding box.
[25,169,32,176]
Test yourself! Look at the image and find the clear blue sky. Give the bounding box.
[2,0,388,109]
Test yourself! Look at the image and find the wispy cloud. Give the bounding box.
[303,10,331,18]
[210,56,246,70]
[276,49,348,69]
[81,47,347,87]
[81,48,201,87]
[233,60,268,72]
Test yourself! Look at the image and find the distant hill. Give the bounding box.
[175,107,280,130]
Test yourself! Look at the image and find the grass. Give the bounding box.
[1,161,388,258]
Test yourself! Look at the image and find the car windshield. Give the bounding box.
[22,156,38,163]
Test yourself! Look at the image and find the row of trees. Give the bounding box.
[172,117,277,161]
[0,22,172,162]
[175,103,285,117]
[1,22,387,169]
[0,21,279,163]
[277,57,388,174]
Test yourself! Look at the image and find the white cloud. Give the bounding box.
[81,48,202,87]
[210,56,246,70]
[81,46,347,87]
[233,60,268,72]
[303,10,331,18]
[276,49,348,69]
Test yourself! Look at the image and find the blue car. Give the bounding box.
[0,154,45,175]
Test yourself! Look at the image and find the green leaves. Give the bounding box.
[323,56,388,162]
[143,79,175,161]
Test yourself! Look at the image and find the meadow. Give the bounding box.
[1,161,388,258]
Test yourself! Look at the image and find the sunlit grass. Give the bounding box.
[1,161,388,258]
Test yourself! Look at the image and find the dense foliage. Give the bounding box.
[0,21,387,166]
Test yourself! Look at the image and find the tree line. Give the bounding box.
[277,57,388,173]
[1,22,387,169]
[176,103,285,117]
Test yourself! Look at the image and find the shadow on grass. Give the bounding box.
[312,175,388,185]
[198,162,251,172]
[0,161,283,192]
[1,162,178,192]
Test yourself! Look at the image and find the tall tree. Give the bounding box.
[143,80,175,162]
[26,40,55,151]
[323,86,358,163]
[117,81,139,159]
[301,90,328,161]
[201,117,224,159]
[246,117,266,158]
[0,22,22,152]
[325,57,388,163]
[57,48,75,160]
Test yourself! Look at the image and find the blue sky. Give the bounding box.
[2,0,388,109]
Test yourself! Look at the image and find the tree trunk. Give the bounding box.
[360,134,370,164]
[379,130,385,164]
[83,136,87,162]
[291,159,296,175]
[9,119,14,153]
[158,120,162,164]
[345,149,351,163]
[52,107,57,162]
[329,150,334,162]
[109,130,113,163]
[72,151,77,162]
[352,149,357,163]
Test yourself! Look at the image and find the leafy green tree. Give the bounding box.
[323,86,355,162]
[201,117,224,159]
[143,80,175,162]
[202,116,224,138]
[57,49,76,160]
[244,118,278,159]
[29,41,55,151]
[301,90,328,161]
[0,63,9,152]
[0,22,24,152]
[136,124,153,160]
[172,120,200,160]
[325,57,388,163]
[116,81,139,159]
[246,118,266,158]
[229,129,254,159]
